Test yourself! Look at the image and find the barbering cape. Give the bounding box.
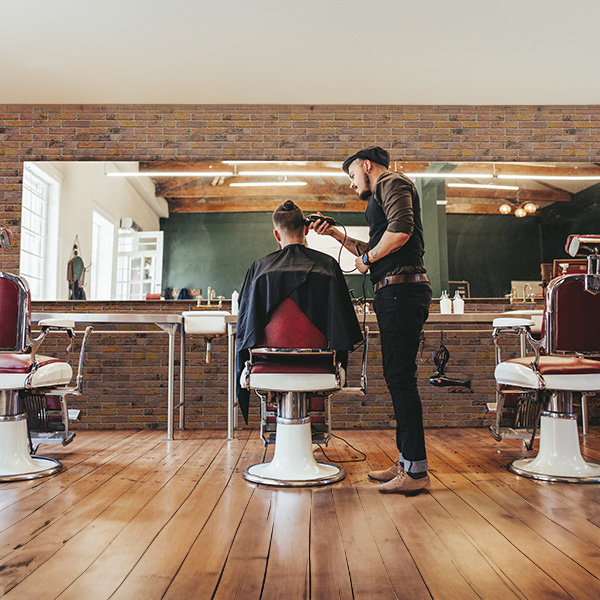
[236,244,363,423]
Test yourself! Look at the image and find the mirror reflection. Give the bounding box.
[21,160,600,301]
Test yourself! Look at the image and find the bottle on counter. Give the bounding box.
[452,290,464,314]
[231,290,239,315]
[440,291,452,314]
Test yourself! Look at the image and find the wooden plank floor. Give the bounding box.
[1,427,599,599]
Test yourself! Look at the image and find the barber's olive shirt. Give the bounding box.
[365,171,426,283]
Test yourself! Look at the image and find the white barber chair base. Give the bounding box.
[0,417,62,482]
[242,422,345,487]
[508,415,600,483]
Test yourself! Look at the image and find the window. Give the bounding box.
[90,210,116,300]
[20,165,59,299]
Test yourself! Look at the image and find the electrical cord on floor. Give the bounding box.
[315,432,367,463]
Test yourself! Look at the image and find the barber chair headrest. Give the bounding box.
[565,234,600,257]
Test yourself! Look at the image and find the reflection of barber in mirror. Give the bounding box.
[67,238,89,300]
[310,146,432,494]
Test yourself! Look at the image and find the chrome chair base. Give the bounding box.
[0,417,63,482]
[242,421,345,487]
[508,459,600,484]
[507,414,600,484]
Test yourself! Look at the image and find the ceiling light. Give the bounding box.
[106,171,234,177]
[403,173,493,179]
[523,202,537,214]
[447,183,519,191]
[239,170,347,177]
[514,207,527,218]
[497,174,600,181]
[229,181,308,188]
[223,160,308,165]
[499,204,512,214]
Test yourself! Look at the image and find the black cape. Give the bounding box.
[236,244,363,423]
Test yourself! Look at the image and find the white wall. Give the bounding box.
[31,161,165,300]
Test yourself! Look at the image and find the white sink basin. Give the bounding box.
[182,311,230,335]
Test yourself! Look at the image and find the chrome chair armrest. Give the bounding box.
[30,319,77,362]
[74,326,93,394]
[492,318,534,363]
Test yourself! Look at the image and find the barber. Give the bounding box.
[310,146,432,493]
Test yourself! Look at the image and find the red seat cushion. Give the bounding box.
[251,358,335,375]
[259,297,328,349]
[0,354,63,374]
[507,355,600,375]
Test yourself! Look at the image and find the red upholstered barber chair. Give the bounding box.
[240,297,346,486]
[0,272,92,481]
[494,235,600,483]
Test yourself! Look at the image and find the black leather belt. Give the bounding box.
[373,273,429,293]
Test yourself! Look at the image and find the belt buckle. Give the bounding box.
[376,277,388,292]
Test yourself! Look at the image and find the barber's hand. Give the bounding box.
[355,255,369,274]
[309,212,334,236]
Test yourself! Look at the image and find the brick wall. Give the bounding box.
[29,297,526,431]
[2,103,599,430]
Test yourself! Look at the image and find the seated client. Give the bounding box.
[235,200,363,423]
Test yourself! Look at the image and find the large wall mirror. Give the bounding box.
[21,160,600,301]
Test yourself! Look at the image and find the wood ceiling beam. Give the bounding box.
[159,182,354,199]
[445,186,571,202]
[168,198,367,213]
[445,203,540,215]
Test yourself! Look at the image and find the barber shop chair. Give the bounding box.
[0,271,92,482]
[240,297,347,486]
[494,235,600,483]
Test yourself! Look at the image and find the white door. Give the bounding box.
[116,231,164,300]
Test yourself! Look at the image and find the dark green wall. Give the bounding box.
[446,214,542,298]
[540,182,600,262]
[161,190,598,299]
[160,211,374,298]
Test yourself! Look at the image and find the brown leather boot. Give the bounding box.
[378,470,430,494]
[368,462,402,482]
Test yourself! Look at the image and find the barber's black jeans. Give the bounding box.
[374,282,432,474]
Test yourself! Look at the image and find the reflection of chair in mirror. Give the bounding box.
[0,272,92,481]
[490,312,543,445]
[240,298,347,487]
[494,235,600,483]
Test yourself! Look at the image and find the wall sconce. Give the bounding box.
[499,203,512,215]
[514,207,527,218]
[523,202,537,214]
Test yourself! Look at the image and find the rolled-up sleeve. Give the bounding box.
[376,176,415,235]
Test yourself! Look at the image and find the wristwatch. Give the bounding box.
[362,253,372,266]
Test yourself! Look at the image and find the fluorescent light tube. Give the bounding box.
[106,171,234,177]
[497,174,600,181]
[230,181,308,188]
[447,183,519,191]
[239,170,347,177]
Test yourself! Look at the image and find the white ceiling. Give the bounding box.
[1,0,599,105]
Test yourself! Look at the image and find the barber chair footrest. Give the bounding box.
[243,422,345,487]
[507,415,600,483]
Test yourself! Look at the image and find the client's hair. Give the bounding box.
[272,200,304,235]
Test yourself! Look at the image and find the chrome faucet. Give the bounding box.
[523,284,533,302]
[206,287,216,306]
